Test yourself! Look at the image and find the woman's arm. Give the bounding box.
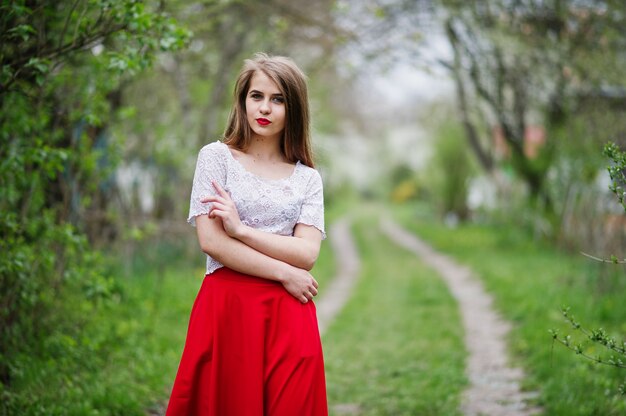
[202,181,322,270]
[195,214,319,303]
[236,223,322,270]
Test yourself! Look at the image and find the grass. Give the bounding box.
[2,237,203,415]
[393,202,626,415]
[323,208,466,415]
[111,256,204,414]
[312,234,335,290]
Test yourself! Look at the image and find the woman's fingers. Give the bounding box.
[209,202,230,214]
[201,195,225,204]
[281,266,321,303]
[199,182,232,204]
[290,287,318,304]
[302,286,318,303]
[302,284,318,303]
[307,277,319,297]
[212,181,229,198]
[203,198,235,216]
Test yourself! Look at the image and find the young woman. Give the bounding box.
[165,53,328,415]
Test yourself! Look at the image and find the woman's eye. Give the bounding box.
[272,96,285,104]
[251,93,262,100]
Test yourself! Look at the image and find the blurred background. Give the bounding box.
[2,0,626,414]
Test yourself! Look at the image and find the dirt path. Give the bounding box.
[381,217,541,416]
[316,217,360,334]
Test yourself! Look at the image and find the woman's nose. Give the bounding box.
[260,99,271,114]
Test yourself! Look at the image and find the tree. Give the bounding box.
[0,0,188,406]
[439,0,626,219]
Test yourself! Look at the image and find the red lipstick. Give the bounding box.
[256,118,271,126]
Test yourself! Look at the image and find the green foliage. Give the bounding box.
[1,239,202,415]
[0,0,189,411]
[427,121,475,221]
[550,308,625,372]
[547,142,626,396]
[604,142,626,213]
[550,307,626,396]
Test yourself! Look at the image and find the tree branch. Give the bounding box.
[580,251,626,264]
[58,0,82,50]
[1,22,127,94]
[445,18,494,172]
[552,337,626,368]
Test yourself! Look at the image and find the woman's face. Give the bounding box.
[245,71,286,141]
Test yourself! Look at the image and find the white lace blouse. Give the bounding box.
[188,141,326,275]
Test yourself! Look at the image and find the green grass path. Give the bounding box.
[322,212,466,415]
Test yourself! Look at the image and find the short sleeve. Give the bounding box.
[187,143,227,227]
[297,169,326,239]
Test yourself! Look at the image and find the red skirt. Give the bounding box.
[165,267,328,416]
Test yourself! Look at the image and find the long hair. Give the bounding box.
[222,53,314,168]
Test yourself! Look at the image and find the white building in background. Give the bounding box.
[115,161,156,214]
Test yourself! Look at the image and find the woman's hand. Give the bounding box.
[280,265,319,304]
[201,181,246,238]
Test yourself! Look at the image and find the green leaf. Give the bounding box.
[25,58,50,74]
[8,24,37,42]
[1,65,14,85]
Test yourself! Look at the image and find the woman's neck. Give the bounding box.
[246,135,285,163]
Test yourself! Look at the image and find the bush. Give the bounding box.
[427,122,475,221]
[0,1,189,412]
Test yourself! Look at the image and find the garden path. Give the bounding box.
[381,217,541,416]
[316,217,360,334]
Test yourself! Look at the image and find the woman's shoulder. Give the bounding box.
[194,141,232,174]
[295,163,323,186]
[200,140,227,152]
[198,140,230,159]
[297,162,321,176]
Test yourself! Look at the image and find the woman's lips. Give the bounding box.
[256,118,271,126]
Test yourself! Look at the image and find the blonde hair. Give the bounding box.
[223,52,314,168]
